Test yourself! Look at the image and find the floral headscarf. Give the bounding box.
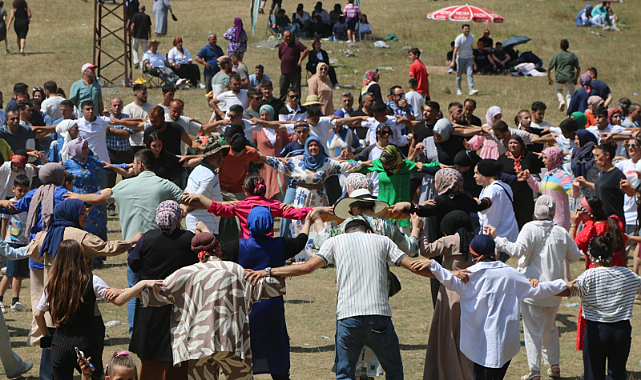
[580,73,592,95]
[361,69,379,94]
[541,146,564,171]
[485,106,502,127]
[155,200,182,235]
[435,168,463,196]
[379,145,404,175]
[345,173,373,196]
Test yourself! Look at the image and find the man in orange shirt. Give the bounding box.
[408,47,430,101]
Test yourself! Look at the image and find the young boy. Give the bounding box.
[0,175,32,312]
[0,151,35,200]
[405,78,425,121]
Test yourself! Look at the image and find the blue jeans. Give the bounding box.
[40,347,52,380]
[335,315,403,380]
[279,186,297,238]
[127,262,141,336]
[456,57,474,92]
[284,23,301,37]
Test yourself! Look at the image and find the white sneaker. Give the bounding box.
[559,102,566,112]
[448,68,454,74]
[11,302,25,311]
[0,304,5,313]
[469,89,479,96]
[456,89,463,96]
[196,81,206,89]
[332,84,341,90]
[176,78,188,89]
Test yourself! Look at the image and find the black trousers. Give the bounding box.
[473,360,510,380]
[324,175,342,206]
[106,148,133,189]
[172,63,201,86]
[279,72,301,101]
[583,319,631,380]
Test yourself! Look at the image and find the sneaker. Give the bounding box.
[176,78,188,89]
[469,89,479,96]
[11,302,25,311]
[456,89,463,96]
[448,67,453,74]
[558,102,566,112]
[7,361,33,379]
[0,304,5,313]
[196,81,206,89]
[107,207,117,217]
[332,84,341,90]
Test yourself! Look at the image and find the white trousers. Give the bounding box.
[522,302,561,372]
[556,82,575,107]
[132,38,148,65]
[0,309,28,377]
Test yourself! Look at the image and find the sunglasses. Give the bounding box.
[228,113,240,118]
[320,67,328,71]
[253,97,263,100]
[625,144,639,148]
[289,94,299,99]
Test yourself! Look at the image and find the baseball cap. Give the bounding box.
[82,63,97,74]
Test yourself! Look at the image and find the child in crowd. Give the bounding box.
[0,174,32,312]
[0,151,35,200]
[79,350,139,380]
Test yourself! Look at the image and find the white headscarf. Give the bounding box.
[55,120,77,162]
[485,106,502,127]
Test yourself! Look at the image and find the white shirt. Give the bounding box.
[286,116,336,152]
[429,259,567,368]
[405,92,424,120]
[478,181,519,242]
[587,124,629,152]
[549,126,577,151]
[362,116,409,147]
[185,164,223,234]
[216,89,249,112]
[495,220,582,307]
[37,275,109,312]
[41,96,65,121]
[77,116,111,163]
[167,47,192,64]
[122,101,154,146]
[316,231,406,320]
[142,51,167,68]
[278,104,307,122]
[0,162,35,199]
[454,33,474,60]
[218,119,263,141]
[614,159,640,225]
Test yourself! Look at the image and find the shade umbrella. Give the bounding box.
[502,36,531,47]
[427,4,504,23]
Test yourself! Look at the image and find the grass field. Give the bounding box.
[2,0,641,378]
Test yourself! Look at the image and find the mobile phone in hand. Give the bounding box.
[75,347,96,375]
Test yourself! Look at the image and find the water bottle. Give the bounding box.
[104,320,121,327]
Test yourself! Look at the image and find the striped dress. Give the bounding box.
[527,167,579,231]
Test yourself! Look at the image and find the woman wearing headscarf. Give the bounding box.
[306,39,338,86]
[584,95,604,127]
[608,107,623,126]
[570,111,588,130]
[491,196,582,380]
[217,207,310,380]
[576,4,595,27]
[126,200,198,380]
[307,62,335,116]
[523,147,580,230]
[47,120,79,163]
[223,17,248,59]
[467,106,502,159]
[62,137,131,244]
[497,134,544,229]
[253,105,289,199]
[571,129,599,198]
[412,234,569,380]
[359,68,383,105]
[264,136,361,258]
[417,210,475,380]
[567,73,594,115]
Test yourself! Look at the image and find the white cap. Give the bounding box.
[82,63,97,74]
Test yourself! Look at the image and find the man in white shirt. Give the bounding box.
[450,24,479,96]
[142,40,188,89]
[40,81,65,122]
[76,100,111,163]
[359,101,411,148]
[405,78,424,121]
[277,87,307,122]
[157,85,175,114]
[245,218,426,380]
[166,99,209,153]
[530,101,553,130]
[122,84,155,154]
[587,106,630,150]
[209,74,249,120]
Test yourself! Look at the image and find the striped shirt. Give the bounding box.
[316,231,406,320]
[344,3,360,18]
[575,266,641,323]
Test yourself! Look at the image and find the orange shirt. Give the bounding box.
[218,146,261,193]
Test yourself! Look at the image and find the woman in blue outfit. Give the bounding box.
[217,206,310,380]
[62,138,131,241]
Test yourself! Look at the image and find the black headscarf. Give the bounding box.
[571,129,598,177]
[476,159,502,177]
[440,210,474,260]
[454,149,481,168]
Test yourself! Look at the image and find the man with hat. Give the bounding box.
[142,40,188,89]
[69,63,104,116]
[185,140,229,234]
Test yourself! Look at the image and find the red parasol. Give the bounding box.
[427,4,505,23]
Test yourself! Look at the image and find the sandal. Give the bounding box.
[521,375,541,380]
[548,365,561,378]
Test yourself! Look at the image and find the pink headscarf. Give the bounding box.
[485,106,502,127]
[580,73,592,95]
[608,108,622,124]
[541,146,564,171]
[66,137,88,165]
[234,18,244,42]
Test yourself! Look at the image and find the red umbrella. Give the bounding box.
[427,4,505,23]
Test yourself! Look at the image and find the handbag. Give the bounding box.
[387,265,402,297]
[171,12,178,21]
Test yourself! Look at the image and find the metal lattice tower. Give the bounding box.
[93,0,132,86]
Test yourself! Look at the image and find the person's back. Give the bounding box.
[479,180,519,241]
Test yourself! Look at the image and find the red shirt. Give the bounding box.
[278,40,308,74]
[409,59,429,96]
[218,146,261,193]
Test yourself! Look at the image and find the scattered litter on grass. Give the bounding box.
[565,302,579,307]
[342,84,355,89]
[105,320,121,327]
[378,67,394,72]
[320,336,331,339]
[353,70,359,74]
[374,41,389,48]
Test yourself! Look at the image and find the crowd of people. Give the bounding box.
[0,7,641,380]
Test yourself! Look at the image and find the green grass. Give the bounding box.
[2,0,641,378]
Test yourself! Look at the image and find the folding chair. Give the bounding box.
[266,15,282,39]
[142,67,165,88]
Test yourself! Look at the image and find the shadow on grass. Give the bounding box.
[557,312,578,334]
[291,344,334,353]
[285,299,314,304]
[105,336,132,346]
[9,51,56,56]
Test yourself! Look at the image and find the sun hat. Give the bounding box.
[333,188,389,220]
[200,140,230,161]
[302,95,323,106]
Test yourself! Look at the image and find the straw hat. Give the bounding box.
[302,95,323,106]
[333,188,389,220]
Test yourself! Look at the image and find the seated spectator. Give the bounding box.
[492,42,510,72]
[142,40,188,89]
[312,2,331,25]
[446,41,456,74]
[167,37,204,88]
[306,39,338,86]
[312,15,329,38]
[358,13,372,40]
[473,40,495,74]
[292,3,313,38]
[592,1,618,29]
[329,3,342,26]
[248,64,271,89]
[576,5,596,27]
[478,29,493,51]
[330,16,348,41]
[272,9,301,37]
